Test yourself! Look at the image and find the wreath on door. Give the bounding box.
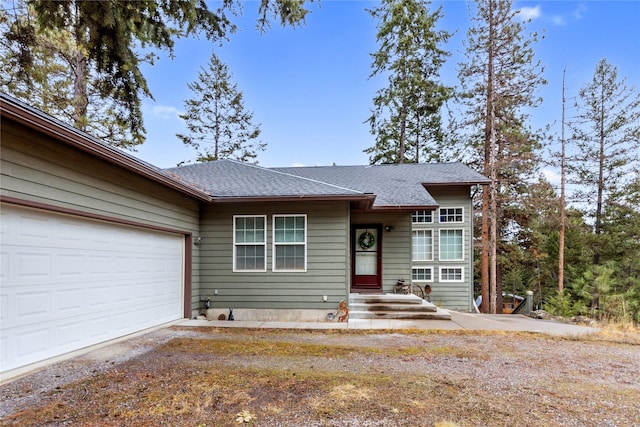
[358,231,376,249]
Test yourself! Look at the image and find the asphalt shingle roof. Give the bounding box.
[275,163,489,208]
[166,160,489,209]
[165,160,365,198]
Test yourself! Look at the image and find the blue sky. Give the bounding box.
[133,0,640,172]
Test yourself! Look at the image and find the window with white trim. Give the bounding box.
[439,229,464,261]
[412,267,433,282]
[412,230,433,261]
[273,215,307,271]
[234,215,266,271]
[440,267,464,282]
[412,210,433,224]
[439,207,463,223]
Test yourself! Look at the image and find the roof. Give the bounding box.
[167,160,489,210]
[0,93,212,202]
[165,160,376,208]
[275,163,489,209]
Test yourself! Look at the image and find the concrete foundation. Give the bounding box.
[193,308,338,323]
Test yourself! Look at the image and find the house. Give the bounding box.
[0,93,489,376]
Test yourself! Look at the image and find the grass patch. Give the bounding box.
[161,337,372,358]
[159,336,489,365]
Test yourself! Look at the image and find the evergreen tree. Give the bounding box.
[1,2,145,148]
[569,59,640,266]
[457,0,546,312]
[177,52,264,163]
[598,171,640,322]
[1,0,310,147]
[365,0,452,164]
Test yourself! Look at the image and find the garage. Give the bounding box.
[0,204,185,374]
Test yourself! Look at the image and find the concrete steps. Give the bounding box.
[349,293,452,321]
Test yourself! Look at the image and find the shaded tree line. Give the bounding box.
[2,0,638,322]
[366,0,640,322]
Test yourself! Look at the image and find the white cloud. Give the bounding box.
[545,4,586,27]
[517,5,541,21]
[572,3,587,20]
[152,105,182,120]
[543,168,561,186]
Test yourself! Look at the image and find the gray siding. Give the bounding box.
[415,186,474,310]
[1,120,202,310]
[199,201,351,309]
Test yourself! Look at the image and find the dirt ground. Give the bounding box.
[1,326,639,427]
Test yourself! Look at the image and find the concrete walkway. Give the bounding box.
[180,311,600,336]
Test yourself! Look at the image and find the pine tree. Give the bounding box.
[558,68,568,295]
[569,59,640,266]
[365,0,452,164]
[457,0,546,312]
[1,2,145,148]
[177,52,264,163]
[1,0,310,147]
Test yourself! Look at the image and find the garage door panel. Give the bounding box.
[16,326,50,358]
[15,289,52,319]
[1,205,185,373]
[58,254,85,276]
[0,251,8,280]
[17,252,53,278]
[56,320,86,347]
[56,287,85,314]
[16,214,51,241]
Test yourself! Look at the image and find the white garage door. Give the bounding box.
[0,204,184,373]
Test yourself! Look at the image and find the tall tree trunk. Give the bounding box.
[484,0,497,314]
[558,68,566,294]
[481,186,490,313]
[71,4,88,130]
[496,262,503,313]
[593,84,606,266]
[214,98,221,160]
[489,128,498,314]
[72,50,88,129]
[399,102,407,163]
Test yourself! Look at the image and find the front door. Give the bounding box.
[351,224,382,293]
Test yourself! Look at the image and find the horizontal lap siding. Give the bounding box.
[1,124,199,229]
[419,187,474,310]
[1,121,202,310]
[428,282,472,309]
[199,201,350,309]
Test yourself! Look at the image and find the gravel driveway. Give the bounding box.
[2,325,639,426]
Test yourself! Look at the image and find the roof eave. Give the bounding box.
[211,194,377,206]
[422,180,490,188]
[355,204,440,212]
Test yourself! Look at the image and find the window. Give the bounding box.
[412,230,433,261]
[440,267,464,282]
[439,207,463,223]
[273,215,307,271]
[412,210,433,223]
[234,215,266,271]
[439,229,463,261]
[412,267,433,282]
